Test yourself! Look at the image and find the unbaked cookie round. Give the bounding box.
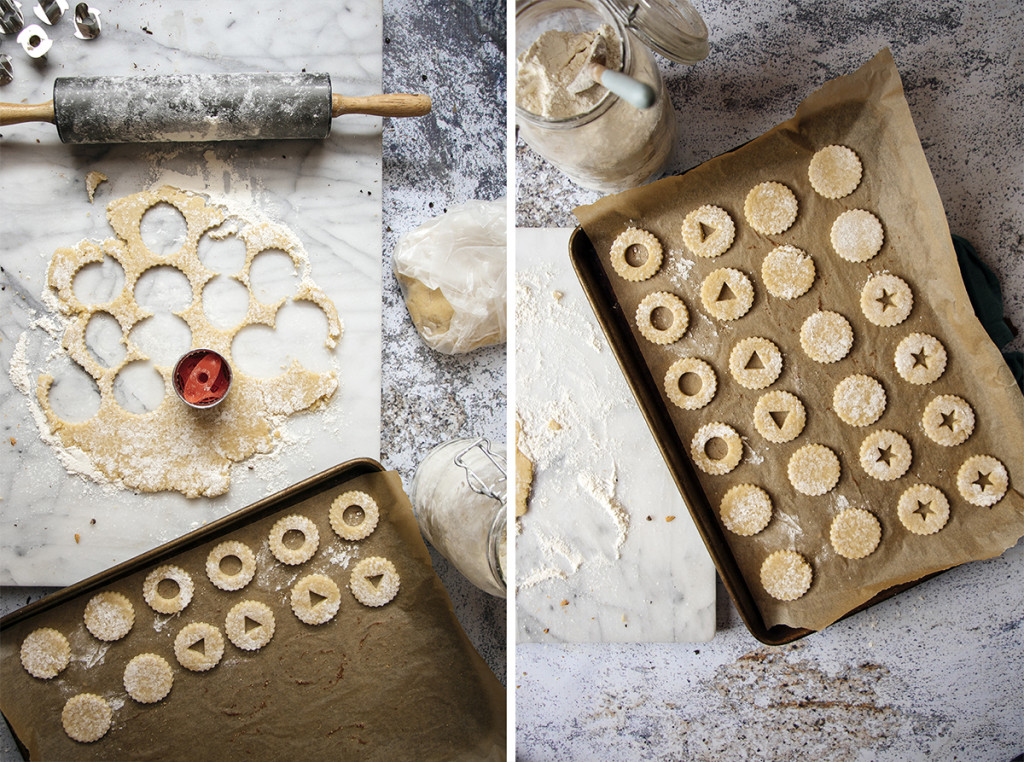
[174,622,225,672]
[832,374,886,427]
[719,484,772,536]
[897,484,950,535]
[690,422,743,475]
[330,491,381,542]
[894,333,947,385]
[744,182,799,235]
[800,310,853,364]
[762,244,815,299]
[609,227,663,282]
[729,336,783,390]
[268,514,320,565]
[700,267,754,321]
[123,653,173,704]
[62,693,112,743]
[143,564,194,615]
[860,272,913,327]
[290,573,342,625]
[753,390,807,443]
[831,209,884,262]
[829,507,881,559]
[350,556,401,607]
[635,291,689,345]
[83,591,134,642]
[225,600,276,651]
[760,550,812,601]
[20,628,70,679]
[788,444,840,496]
[808,144,863,199]
[922,394,975,446]
[206,540,257,592]
[956,454,1008,507]
[664,358,717,410]
[681,205,736,258]
[859,429,912,481]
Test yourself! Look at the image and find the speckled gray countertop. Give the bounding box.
[516,0,1023,758]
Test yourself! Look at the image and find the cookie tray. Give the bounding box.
[568,227,937,645]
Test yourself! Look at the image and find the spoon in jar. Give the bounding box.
[567,35,656,110]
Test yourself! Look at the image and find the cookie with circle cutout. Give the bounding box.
[609,227,663,282]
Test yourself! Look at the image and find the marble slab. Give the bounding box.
[0,1,383,586]
[516,228,715,643]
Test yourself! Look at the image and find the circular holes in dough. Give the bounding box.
[897,484,950,535]
[762,244,815,299]
[753,390,806,444]
[62,693,112,744]
[268,514,320,565]
[206,540,257,592]
[225,600,276,651]
[808,145,863,199]
[636,291,689,345]
[123,653,174,704]
[143,564,194,615]
[690,422,743,475]
[83,591,135,642]
[788,444,840,496]
[174,622,225,672]
[859,429,912,481]
[609,227,663,282]
[729,337,782,390]
[20,628,70,680]
[760,550,812,601]
[330,490,381,542]
[349,556,401,608]
[860,272,913,327]
[291,573,342,625]
[956,454,1008,507]
[832,374,886,427]
[831,209,884,262]
[681,205,735,258]
[894,332,947,385]
[744,182,799,235]
[664,358,717,411]
[719,484,772,536]
[700,268,754,321]
[922,394,975,447]
[800,310,853,364]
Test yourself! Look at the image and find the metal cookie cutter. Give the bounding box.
[0,54,12,86]
[0,0,24,34]
[172,348,233,409]
[32,0,66,25]
[16,23,50,57]
[73,2,99,39]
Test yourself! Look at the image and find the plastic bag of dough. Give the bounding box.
[392,199,506,354]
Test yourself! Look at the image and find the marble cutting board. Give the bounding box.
[516,228,715,643]
[0,2,383,586]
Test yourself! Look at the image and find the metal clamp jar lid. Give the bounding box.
[601,0,708,65]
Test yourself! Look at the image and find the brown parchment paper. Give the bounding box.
[0,467,505,760]
[573,49,1024,632]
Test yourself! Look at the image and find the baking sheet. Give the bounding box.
[572,49,1024,632]
[0,462,505,760]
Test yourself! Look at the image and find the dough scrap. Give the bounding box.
[349,556,401,607]
[225,600,276,651]
[744,182,798,235]
[859,429,912,481]
[290,573,342,625]
[268,514,320,565]
[690,422,743,475]
[20,627,70,679]
[330,490,380,542]
[894,333,947,385]
[83,591,134,641]
[762,244,815,299]
[62,693,112,743]
[681,205,735,258]
[720,484,772,536]
[753,390,806,444]
[956,454,1008,507]
[36,186,342,497]
[515,419,533,517]
[800,310,853,364]
[922,394,975,447]
[174,622,225,672]
[897,484,950,535]
[143,564,194,615]
[729,336,782,390]
[860,272,913,327]
[123,653,173,704]
[664,358,717,410]
[760,550,812,601]
[636,291,689,345]
[832,374,886,427]
[206,540,257,592]
[831,209,884,262]
[830,507,881,559]
[700,267,754,321]
[808,145,863,199]
[788,444,840,496]
[609,227,663,282]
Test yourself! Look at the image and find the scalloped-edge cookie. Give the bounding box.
[664,357,717,411]
[690,422,743,475]
[720,484,772,536]
[174,622,225,672]
[832,374,886,427]
[829,507,881,559]
[268,514,320,565]
[62,693,112,743]
[636,291,689,345]
[753,390,806,443]
[291,573,342,625]
[860,272,913,327]
[83,591,134,642]
[956,454,1008,507]
[681,205,735,258]
[800,310,853,364]
[700,267,754,321]
[760,550,812,601]
[225,600,276,651]
[20,628,70,679]
[922,394,975,446]
[744,182,798,235]
[897,484,950,534]
[831,209,884,262]
[330,490,381,542]
[894,333,947,385]
[762,244,815,299]
[788,444,840,496]
[808,145,863,199]
[609,227,663,282]
[859,429,912,481]
[124,653,174,704]
[143,564,194,615]
[206,540,257,592]
[350,556,401,607]
[729,336,783,390]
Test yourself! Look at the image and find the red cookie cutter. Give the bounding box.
[172,348,232,408]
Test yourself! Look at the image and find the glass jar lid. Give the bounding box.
[601,0,709,65]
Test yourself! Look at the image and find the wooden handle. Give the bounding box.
[0,100,56,126]
[331,93,432,118]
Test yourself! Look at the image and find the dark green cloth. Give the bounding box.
[952,234,1024,392]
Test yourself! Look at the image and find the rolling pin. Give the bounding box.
[0,72,431,143]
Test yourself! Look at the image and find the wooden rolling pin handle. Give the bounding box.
[331,93,432,118]
[0,100,56,127]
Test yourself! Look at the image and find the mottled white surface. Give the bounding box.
[516,228,714,643]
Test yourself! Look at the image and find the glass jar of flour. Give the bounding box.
[411,438,507,598]
[516,0,708,192]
